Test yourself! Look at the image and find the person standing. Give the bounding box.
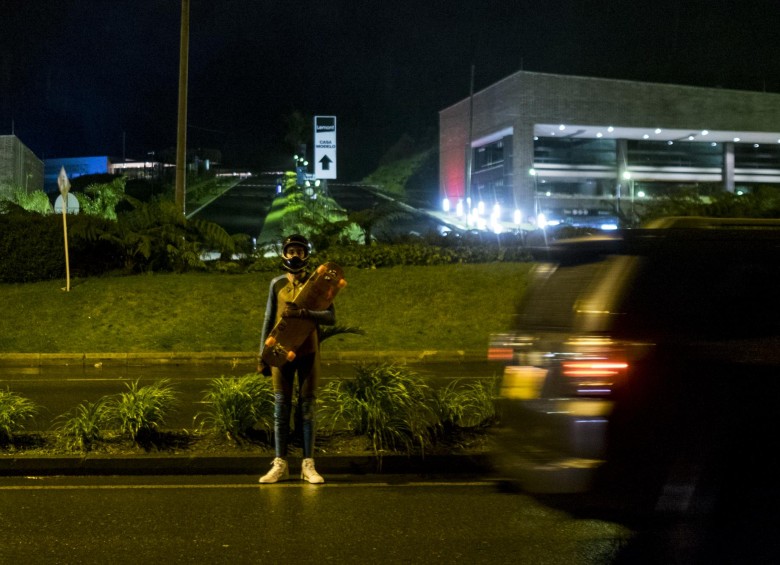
[257,234,335,484]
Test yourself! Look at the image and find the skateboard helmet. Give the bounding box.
[281,234,311,273]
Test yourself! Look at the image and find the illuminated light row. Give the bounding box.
[441,197,531,233]
[551,125,780,144]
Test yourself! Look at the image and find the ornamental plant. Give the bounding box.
[430,378,498,435]
[197,374,274,442]
[317,363,437,459]
[105,379,179,444]
[0,389,39,445]
[53,398,111,452]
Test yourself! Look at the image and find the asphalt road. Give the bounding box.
[0,475,632,564]
[190,177,278,239]
[190,177,450,243]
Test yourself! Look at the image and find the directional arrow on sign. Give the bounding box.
[319,155,333,170]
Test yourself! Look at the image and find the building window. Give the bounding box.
[626,140,721,168]
[734,143,780,169]
[534,137,616,166]
[474,140,505,170]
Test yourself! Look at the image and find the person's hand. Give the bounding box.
[282,303,310,319]
[257,360,271,376]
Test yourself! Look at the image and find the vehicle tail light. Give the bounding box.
[562,359,628,397]
[488,347,514,361]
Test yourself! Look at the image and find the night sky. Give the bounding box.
[3,0,779,180]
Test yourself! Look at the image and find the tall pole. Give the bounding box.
[57,167,71,292]
[175,0,190,215]
[465,64,475,225]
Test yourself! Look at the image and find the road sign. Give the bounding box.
[57,166,71,196]
[314,115,337,179]
[54,193,80,214]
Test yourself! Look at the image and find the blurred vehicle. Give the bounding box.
[488,217,780,516]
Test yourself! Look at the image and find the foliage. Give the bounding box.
[430,379,498,433]
[1,187,53,214]
[0,389,39,445]
[279,186,354,251]
[0,208,124,283]
[320,243,457,268]
[105,379,179,443]
[197,374,274,442]
[347,200,411,246]
[362,146,433,199]
[53,398,110,451]
[637,186,780,224]
[283,110,311,151]
[76,177,126,220]
[88,197,237,273]
[318,363,437,458]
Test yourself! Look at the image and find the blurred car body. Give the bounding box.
[489,217,780,512]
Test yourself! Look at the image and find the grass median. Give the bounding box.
[0,262,532,354]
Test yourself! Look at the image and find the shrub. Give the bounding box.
[431,379,498,435]
[53,398,110,451]
[318,363,436,458]
[320,243,457,268]
[0,209,124,282]
[105,379,179,443]
[0,389,39,445]
[197,374,274,442]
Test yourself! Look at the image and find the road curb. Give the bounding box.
[0,350,489,368]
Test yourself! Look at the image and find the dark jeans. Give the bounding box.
[271,352,319,458]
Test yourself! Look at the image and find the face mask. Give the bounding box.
[282,256,307,273]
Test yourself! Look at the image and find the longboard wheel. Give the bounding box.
[317,264,327,274]
[338,278,347,289]
[265,336,276,347]
[286,350,296,362]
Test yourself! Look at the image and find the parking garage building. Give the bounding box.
[439,71,780,228]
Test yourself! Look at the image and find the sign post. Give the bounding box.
[57,167,72,292]
[313,116,337,180]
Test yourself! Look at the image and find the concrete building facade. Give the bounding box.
[439,71,780,228]
[0,136,44,199]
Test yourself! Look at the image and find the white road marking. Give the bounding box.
[0,480,493,491]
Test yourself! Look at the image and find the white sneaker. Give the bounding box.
[258,457,289,483]
[301,458,325,484]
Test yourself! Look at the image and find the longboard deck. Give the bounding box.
[261,262,346,367]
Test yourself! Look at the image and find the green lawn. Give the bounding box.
[0,263,532,354]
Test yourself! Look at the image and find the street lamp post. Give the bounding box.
[175,0,190,215]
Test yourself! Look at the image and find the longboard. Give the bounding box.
[261,262,346,367]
